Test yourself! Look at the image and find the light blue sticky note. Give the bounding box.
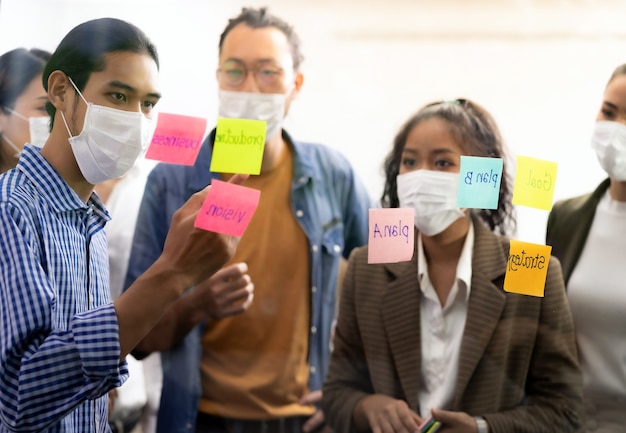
[457,156,503,209]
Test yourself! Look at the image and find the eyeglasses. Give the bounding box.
[217,59,286,90]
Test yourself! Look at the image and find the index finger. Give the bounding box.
[228,173,249,185]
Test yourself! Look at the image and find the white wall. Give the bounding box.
[2,0,625,243]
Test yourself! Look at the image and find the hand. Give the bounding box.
[190,262,254,321]
[159,174,249,290]
[431,409,478,433]
[300,390,331,433]
[355,394,422,433]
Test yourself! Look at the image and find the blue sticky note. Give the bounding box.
[457,156,503,209]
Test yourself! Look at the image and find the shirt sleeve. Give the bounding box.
[0,202,127,431]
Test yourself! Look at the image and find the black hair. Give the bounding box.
[0,48,50,114]
[381,99,516,236]
[43,17,159,125]
[219,7,304,70]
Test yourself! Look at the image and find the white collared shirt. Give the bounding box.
[417,223,474,418]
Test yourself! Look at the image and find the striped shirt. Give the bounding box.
[0,146,127,432]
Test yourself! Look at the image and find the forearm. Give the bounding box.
[133,288,207,354]
[115,257,191,358]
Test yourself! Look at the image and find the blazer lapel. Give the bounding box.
[381,246,421,410]
[454,221,508,408]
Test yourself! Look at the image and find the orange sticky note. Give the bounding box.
[512,155,558,211]
[194,180,260,237]
[504,240,552,297]
[145,113,208,165]
[368,208,414,264]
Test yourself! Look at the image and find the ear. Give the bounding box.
[292,71,304,99]
[47,70,71,111]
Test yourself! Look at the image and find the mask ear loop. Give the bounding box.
[1,107,27,157]
[4,107,28,121]
[60,76,89,138]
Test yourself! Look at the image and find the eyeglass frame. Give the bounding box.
[216,58,294,91]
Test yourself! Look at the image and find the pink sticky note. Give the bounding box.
[194,180,260,236]
[145,112,208,165]
[368,208,415,264]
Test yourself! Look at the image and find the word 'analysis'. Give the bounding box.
[372,220,411,243]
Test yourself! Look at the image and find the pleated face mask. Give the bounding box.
[396,169,464,236]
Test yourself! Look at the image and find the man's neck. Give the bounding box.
[40,131,94,203]
[260,131,287,173]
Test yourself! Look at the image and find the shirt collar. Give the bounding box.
[417,222,474,301]
[17,145,110,221]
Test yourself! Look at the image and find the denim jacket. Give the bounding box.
[125,130,374,432]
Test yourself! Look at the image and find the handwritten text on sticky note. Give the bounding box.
[194,180,260,237]
[512,155,558,211]
[368,208,415,264]
[210,117,266,175]
[504,240,552,297]
[145,113,207,165]
[457,156,503,209]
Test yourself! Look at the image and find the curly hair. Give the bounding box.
[381,99,516,236]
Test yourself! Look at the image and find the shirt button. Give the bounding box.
[310,366,317,374]
[311,245,318,253]
[296,209,304,218]
[312,286,318,293]
[311,326,317,334]
[299,176,306,184]
[333,244,341,253]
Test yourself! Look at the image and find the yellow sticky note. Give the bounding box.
[504,240,552,297]
[512,155,558,211]
[210,117,266,175]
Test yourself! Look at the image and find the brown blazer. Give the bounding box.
[322,219,582,433]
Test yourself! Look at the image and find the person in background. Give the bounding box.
[546,63,626,432]
[124,7,373,433]
[0,17,248,431]
[323,99,583,433]
[0,47,51,173]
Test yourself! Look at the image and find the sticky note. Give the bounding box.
[145,112,207,165]
[194,180,260,237]
[512,155,558,211]
[210,117,266,174]
[368,208,414,264]
[457,156,503,209]
[504,240,552,297]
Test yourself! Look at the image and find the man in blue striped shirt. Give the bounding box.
[0,18,252,432]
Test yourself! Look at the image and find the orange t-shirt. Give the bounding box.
[198,146,314,419]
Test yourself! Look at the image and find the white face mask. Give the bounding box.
[218,90,286,140]
[61,77,155,185]
[396,169,465,236]
[592,120,626,181]
[2,108,50,157]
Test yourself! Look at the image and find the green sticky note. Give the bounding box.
[457,156,503,209]
[210,117,266,174]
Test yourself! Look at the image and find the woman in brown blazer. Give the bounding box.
[322,100,583,433]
